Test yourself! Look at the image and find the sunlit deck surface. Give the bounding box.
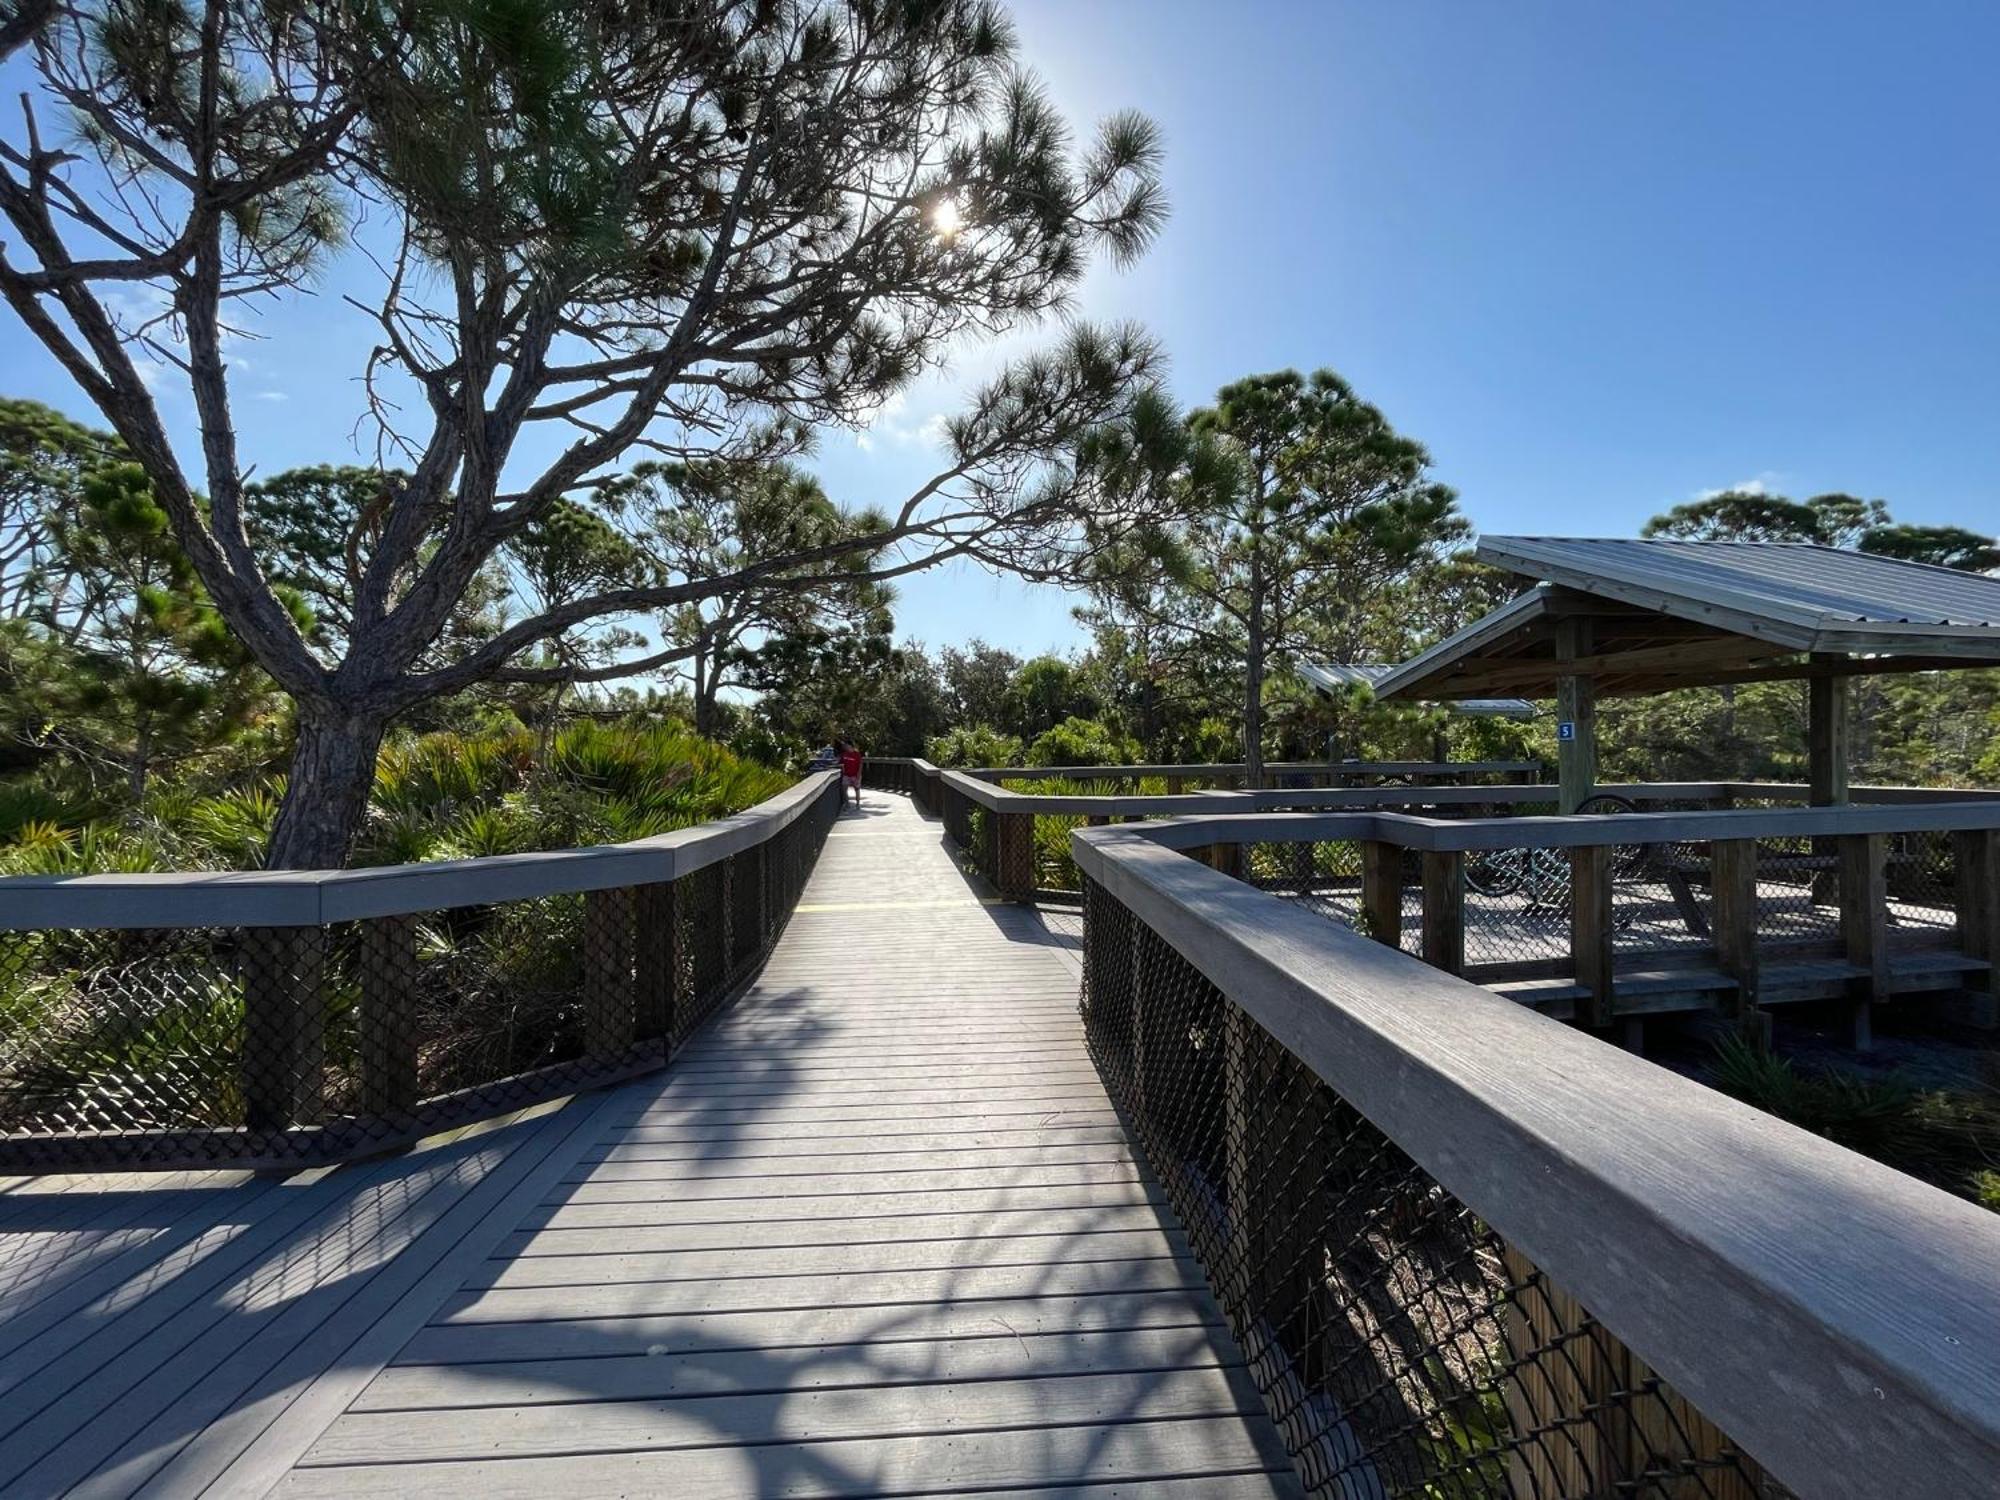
[0,793,1296,1499]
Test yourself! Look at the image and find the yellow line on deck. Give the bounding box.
[794,897,1006,913]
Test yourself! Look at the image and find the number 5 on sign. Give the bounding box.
[1557,721,1576,741]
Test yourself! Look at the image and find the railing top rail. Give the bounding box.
[959,758,1541,782]
[1723,780,2000,804]
[1112,799,2000,853]
[938,768,1717,816]
[1071,822,2000,1496]
[937,764,2000,823]
[0,771,841,930]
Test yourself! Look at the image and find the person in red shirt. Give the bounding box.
[838,738,863,808]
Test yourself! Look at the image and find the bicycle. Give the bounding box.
[1463,793,1642,909]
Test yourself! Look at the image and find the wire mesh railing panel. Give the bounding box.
[1608,839,1717,963]
[0,780,838,1171]
[1752,836,1841,951]
[1462,848,1573,971]
[1034,812,1089,894]
[1080,874,1776,1500]
[1243,840,1399,949]
[0,925,252,1139]
[1886,830,1957,950]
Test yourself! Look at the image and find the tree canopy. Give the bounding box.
[0,0,1174,863]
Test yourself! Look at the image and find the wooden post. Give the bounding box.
[357,914,420,1118]
[1809,660,1851,904]
[241,926,327,1131]
[1839,833,1888,1051]
[1420,850,1464,975]
[583,886,638,1057]
[1952,829,2000,1029]
[1709,840,1766,1044]
[634,881,681,1045]
[1207,842,1244,881]
[1808,661,1851,807]
[1360,840,1403,948]
[1555,618,1597,815]
[994,811,1036,900]
[1572,845,1616,1032]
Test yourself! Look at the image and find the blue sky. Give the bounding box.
[4,1,1996,661]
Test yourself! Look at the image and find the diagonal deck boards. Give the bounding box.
[260,791,1297,1498]
[0,791,1296,1498]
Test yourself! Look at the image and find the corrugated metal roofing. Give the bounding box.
[1480,537,2000,640]
[1297,661,1537,717]
[1375,537,2000,704]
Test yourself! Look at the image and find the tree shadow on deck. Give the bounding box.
[0,791,1291,1497]
[355,986,1279,1494]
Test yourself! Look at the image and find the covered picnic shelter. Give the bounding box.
[1375,537,2000,811]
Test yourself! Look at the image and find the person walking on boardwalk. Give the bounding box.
[838,738,864,809]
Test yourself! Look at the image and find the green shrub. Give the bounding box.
[926,724,1023,769]
[1026,716,1140,768]
[0,717,792,872]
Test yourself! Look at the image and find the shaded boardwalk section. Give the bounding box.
[269,791,1292,1496]
[0,790,1294,1497]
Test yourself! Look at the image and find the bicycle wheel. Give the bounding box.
[1575,793,1639,817]
[1575,792,1649,883]
[1466,846,1525,899]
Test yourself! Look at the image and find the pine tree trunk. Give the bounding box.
[265,706,388,870]
[128,715,151,800]
[693,647,717,739]
[1244,550,1266,791]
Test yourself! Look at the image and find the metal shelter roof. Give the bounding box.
[1376,537,2000,702]
[1297,661,1537,718]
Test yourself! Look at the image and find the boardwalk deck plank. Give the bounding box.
[0,791,1296,1498]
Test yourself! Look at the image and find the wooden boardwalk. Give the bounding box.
[0,792,1295,1498]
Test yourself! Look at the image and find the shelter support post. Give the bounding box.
[1571,845,1616,1034]
[1807,658,1852,806]
[1809,657,1851,903]
[1555,618,1596,815]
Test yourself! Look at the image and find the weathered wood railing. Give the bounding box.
[1097,801,2000,1048]
[861,755,1539,811]
[0,772,842,1171]
[960,757,1542,787]
[1073,818,2000,1496]
[928,769,1730,901]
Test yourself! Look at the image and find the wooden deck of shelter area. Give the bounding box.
[0,790,1298,1499]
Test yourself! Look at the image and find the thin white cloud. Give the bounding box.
[253,390,289,402]
[853,389,949,455]
[1693,470,1787,501]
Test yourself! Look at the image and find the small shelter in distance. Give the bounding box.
[1375,537,2000,810]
